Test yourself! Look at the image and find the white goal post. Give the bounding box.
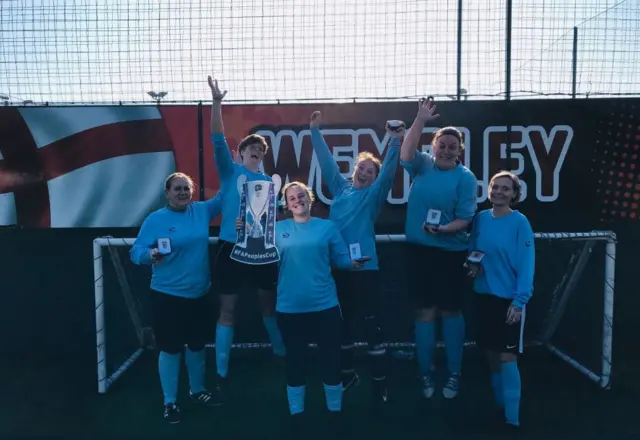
[93,231,616,394]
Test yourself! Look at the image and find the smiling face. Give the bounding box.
[283,182,313,218]
[165,174,194,209]
[432,133,462,170]
[489,172,521,207]
[352,153,381,189]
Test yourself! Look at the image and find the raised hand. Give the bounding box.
[208,75,228,101]
[385,120,406,139]
[416,97,440,123]
[310,111,322,129]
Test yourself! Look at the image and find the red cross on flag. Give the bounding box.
[0,106,176,228]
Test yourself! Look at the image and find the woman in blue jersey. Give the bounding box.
[130,172,223,424]
[400,98,478,400]
[207,76,285,400]
[467,171,535,430]
[238,181,369,434]
[309,110,403,404]
[277,181,371,435]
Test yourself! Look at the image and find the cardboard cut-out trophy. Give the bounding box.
[231,174,282,265]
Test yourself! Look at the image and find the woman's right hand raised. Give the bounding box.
[208,75,228,101]
[310,111,322,129]
[417,97,440,123]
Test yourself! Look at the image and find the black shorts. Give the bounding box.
[404,243,470,312]
[151,290,212,353]
[213,240,278,295]
[474,293,525,354]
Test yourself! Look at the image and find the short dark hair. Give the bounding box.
[238,134,269,155]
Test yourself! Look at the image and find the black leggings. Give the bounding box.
[333,270,387,379]
[277,306,343,387]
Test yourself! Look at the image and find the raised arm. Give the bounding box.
[399,98,440,163]
[207,75,235,181]
[513,217,536,308]
[309,111,348,196]
[372,129,403,208]
[130,216,156,265]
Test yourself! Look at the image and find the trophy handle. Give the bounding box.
[272,174,282,195]
[237,175,247,196]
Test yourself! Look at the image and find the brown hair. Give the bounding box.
[164,172,195,191]
[353,152,382,176]
[489,171,522,206]
[238,134,269,156]
[281,181,315,210]
[432,126,465,152]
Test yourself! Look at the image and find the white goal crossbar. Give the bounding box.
[93,231,616,394]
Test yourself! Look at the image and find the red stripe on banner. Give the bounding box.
[0,108,50,227]
[37,119,173,181]
[0,110,173,227]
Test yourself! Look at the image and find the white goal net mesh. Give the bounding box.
[93,231,615,394]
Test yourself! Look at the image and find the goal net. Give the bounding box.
[92,231,615,394]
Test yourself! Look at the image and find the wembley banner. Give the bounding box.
[1,99,639,233]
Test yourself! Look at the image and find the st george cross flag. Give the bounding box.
[0,106,176,227]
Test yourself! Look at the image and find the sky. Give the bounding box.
[0,0,638,104]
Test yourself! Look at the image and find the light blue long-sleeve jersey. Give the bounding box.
[401,151,478,250]
[311,128,400,270]
[469,209,536,308]
[275,217,352,313]
[211,133,273,243]
[129,195,223,298]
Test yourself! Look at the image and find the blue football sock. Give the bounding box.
[501,361,522,426]
[262,316,286,357]
[323,383,343,412]
[414,320,436,377]
[491,372,504,407]
[158,351,182,405]
[185,347,206,394]
[286,385,306,415]
[442,314,465,375]
[215,324,234,378]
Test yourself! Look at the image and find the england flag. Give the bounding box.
[0,106,176,227]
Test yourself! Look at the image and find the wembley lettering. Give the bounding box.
[480,125,574,203]
[257,125,573,205]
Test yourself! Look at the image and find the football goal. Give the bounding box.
[92,231,615,394]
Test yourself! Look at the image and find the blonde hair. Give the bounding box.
[281,181,315,210]
[352,152,382,177]
[489,171,522,206]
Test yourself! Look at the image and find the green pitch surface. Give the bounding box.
[2,348,638,439]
